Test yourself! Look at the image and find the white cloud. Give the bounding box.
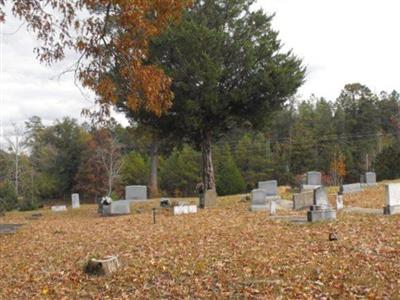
[258,0,400,100]
[1,0,400,149]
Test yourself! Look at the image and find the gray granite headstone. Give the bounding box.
[250,189,267,211]
[384,183,400,215]
[340,183,363,194]
[103,200,131,216]
[306,171,322,186]
[365,172,377,186]
[307,187,336,222]
[125,185,147,201]
[71,193,80,209]
[258,180,278,196]
[204,190,217,208]
[293,190,314,210]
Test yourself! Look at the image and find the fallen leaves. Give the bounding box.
[0,193,399,299]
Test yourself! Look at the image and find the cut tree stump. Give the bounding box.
[84,256,120,276]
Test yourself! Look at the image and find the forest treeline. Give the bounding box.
[1,83,399,211]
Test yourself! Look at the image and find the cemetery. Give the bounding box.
[1,175,400,298]
[1,0,400,298]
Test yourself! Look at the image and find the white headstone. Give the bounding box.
[71,193,80,209]
[386,184,400,206]
[174,205,197,215]
[258,180,278,196]
[125,185,147,201]
[52,205,67,212]
[269,200,276,215]
[336,194,344,210]
[188,205,197,213]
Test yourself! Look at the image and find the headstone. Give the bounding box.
[204,189,217,208]
[250,189,267,211]
[51,205,67,212]
[384,183,400,215]
[71,193,80,209]
[174,205,197,215]
[301,171,322,191]
[188,205,198,213]
[340,183,363,194]
[269,200,276,215]
[125,185,147,201]
[293,190,314,210]
[258,180,278,196]
[307,171,322,186]
[365,172,377,186]
[307,187,336,222]
[336,194,344,210]
[103,200,131,216]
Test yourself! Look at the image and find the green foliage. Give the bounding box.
[234,133,273,190]
[214,144,245,196]
[0,182,17,211]
[121,152,150,186]
[159,145,201,196]
[373,145,400,180]
[18,197,39,212]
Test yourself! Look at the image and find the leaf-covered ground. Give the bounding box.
[1,185,399,299]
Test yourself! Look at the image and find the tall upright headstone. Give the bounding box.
[258,180,278,196]
[307,171,322,186]
[71,193,80,209]
[250,189,267,211]
[125,186,147,201]
[203,190,217,208]
[302,171,322,191]
[307,187,336,222]
[384,183,400,215]
[336,194,344,210]
[365,172,377,186]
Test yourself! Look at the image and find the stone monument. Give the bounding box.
[258,180,278,196]
[307,187,336,222]
[250,189,267,211]
[125,185,147,201]
[71,193,80,209]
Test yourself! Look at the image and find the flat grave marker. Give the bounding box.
[51,205,67,212]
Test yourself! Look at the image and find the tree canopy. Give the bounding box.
[0,0,190,115]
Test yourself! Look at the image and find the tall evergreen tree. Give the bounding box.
[147,0,305,204]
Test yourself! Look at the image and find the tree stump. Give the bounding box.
[84,256,120,276]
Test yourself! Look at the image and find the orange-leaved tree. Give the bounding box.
[0,0,190,115]
[330,151,347,186]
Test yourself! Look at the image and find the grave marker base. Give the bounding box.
[307,207,336,222]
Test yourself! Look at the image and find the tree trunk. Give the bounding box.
[201,130,216,195]
[149,139,159,198]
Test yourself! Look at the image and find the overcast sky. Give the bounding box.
[1,0,400,139]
